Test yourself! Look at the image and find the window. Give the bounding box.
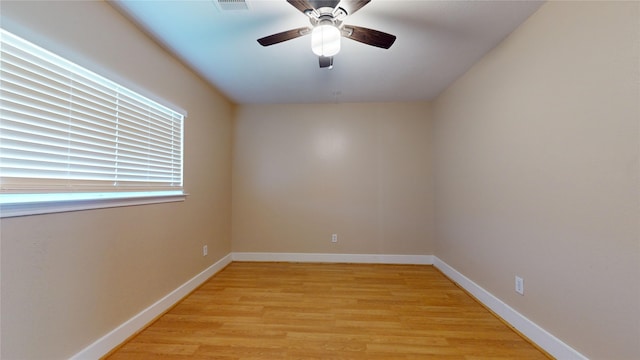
[0,29,185,217]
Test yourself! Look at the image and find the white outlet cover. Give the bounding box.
[515,276,524,295]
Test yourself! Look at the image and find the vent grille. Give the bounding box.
[215,0,249,11]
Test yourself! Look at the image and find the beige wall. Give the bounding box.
[0,1,233,359]
[232,103,433,255]
[433,1,640,359]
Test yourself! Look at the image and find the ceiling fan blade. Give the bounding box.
[319,56,334,68]
[343,25,396,49]
[338,0,371,15]
[287,0,316,13]
[310,0,341,9]
[257,27,310,46]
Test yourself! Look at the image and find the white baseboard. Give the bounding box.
[232,252,434,265]
[70,253,233,360]
[433,256,588,360]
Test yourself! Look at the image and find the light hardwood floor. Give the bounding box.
[106,262,551,359]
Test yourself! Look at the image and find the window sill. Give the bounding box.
[0,191,187,218]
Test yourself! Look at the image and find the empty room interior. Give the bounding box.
[0,0,638,359]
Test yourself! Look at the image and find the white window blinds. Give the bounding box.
[0,29,184,195]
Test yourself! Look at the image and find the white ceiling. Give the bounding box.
[110,0,543,104]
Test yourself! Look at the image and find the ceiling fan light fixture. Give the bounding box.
[311,24,341,57]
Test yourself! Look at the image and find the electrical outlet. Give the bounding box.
[203,245,208,256]
[331,234,338,243]
[515,276,524,295]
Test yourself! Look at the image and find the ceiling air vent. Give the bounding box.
[214,0,249,11]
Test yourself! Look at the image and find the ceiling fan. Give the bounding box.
[257,0,396,69]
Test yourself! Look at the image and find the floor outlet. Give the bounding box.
[331,234,338,243]
[203,245,208,256]
[515,276,524,295]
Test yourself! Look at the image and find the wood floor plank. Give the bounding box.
[105,262,551,359]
